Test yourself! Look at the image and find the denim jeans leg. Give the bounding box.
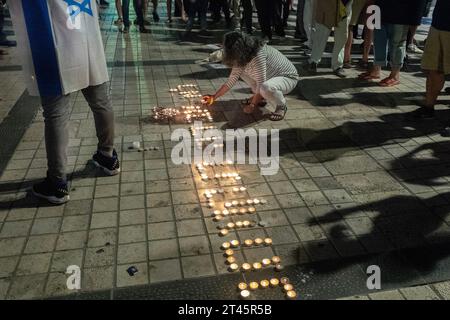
[40,94,72,181]
[389,24,409,69]
[373,24,389,67]
[122,0,131,27]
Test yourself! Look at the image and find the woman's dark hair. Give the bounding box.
[222,31,264,68]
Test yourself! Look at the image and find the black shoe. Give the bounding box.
[99,0,109,6]
[294,33,308,43]
[32,177,70,205]
[302,62,317,75]
[334,67,347,78]
[152,11,160,22]
[92,149,121,176]
[139,26,151,33]
[407,106,435,120]
[143,18,151,26]
[122,26,130,33]
[199,29,211,36]
[445,87,450,94]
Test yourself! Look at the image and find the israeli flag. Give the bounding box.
[8,0,109,97]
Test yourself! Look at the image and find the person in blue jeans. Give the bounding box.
[358,0,427,87]
[122,0,150,33]
[185,0,208,34]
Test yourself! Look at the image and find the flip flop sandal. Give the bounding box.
[343,61,352,69]
[379,78,400,87]
[269,105,287,121]
[243,103,256,114]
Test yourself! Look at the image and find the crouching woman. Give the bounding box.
[203,32,299,121]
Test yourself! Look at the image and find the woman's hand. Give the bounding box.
[201,95,215,106]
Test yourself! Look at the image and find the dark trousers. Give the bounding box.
[241,0,253,33]
[186,0,208,31]
[254,0,284,38]
[211,0,231,22]
[295,0,306,38]
[0,5,5,41]
[123,0,144,27]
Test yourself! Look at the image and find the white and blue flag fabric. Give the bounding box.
[8,0,109,97]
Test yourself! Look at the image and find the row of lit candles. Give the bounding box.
[238,279,297,299]
[213,208,256,221]
[200,173,241,181]
[221,238,273,249]
[217,220,255,230]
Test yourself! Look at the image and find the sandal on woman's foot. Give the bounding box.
[343,61,352,69]
[269,105,287,121]
[379,77,400,87]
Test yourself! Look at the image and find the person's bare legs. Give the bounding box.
[344,26,353,66]
[362,28,373,63]
[425,70,445,108]
[115,0,123,19]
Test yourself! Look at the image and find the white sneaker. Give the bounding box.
[407,44,423,54]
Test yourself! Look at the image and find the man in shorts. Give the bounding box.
[411,0,450,120]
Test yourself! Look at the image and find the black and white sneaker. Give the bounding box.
[32,177,70,205]
[92,149,121,176]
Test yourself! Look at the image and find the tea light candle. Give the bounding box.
[262,258,272,267]
[239,208,247,214]
[227,222,235,229]
[230,240,240,247]
[229,263,239,271]
[240,187,247,192]
[232,187,240,193]
[253,262,262,270]
[283,284,294,292]
[239,201,246,206]
[225,249,234,256]
[249,282,259,290]
[248,207,256,213]
[220,229,229,236]
[222,209,230,216]
[226,256,236,264]
[254,238,263,245]
[214,215,223,222]
[238,283,248,290]
[222,242,231,250]
[286,290,297,299]
[213,210,221,216]
[224,202,232,208]
[243,220,250,227]
[272,256,281,264]
[247,199,254,205]
[260,199,267,204]
[275,264,284,271]
[244,239,254,247]
[260,280,270,288]
[240,290,251,299]
[242,263,252,271]
[270,278,280,287]
[235,221,243,228]
[232,200,239,206]
[207,201,214,208]
[230,209,238,215]
[264,238,273,246]
[280,277,290,285]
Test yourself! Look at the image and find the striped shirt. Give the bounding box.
[224,45,299,92]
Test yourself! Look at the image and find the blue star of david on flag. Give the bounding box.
[63,0,93,21]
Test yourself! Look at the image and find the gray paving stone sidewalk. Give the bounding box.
[1,4,450,300]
